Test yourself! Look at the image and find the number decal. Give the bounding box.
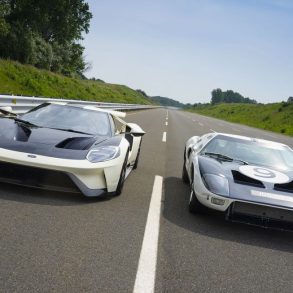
[239,165,290,184]
[252,167,276,179]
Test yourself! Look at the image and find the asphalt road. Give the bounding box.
[0,108,293,293]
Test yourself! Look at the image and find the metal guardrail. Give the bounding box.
[0,94,158,114]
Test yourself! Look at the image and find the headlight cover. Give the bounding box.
[87,146,120,163]
[202,173,229,197]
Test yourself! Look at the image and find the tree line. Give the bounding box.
[211,89,257,104]
[0,0,92,77]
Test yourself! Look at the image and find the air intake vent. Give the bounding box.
[56,137,95,150]
[274,181,293,194]
[232,170,265,188]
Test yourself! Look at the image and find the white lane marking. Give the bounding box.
[127,112,138,115]
[133,176,163,293]
[166,117,168,121]
[165,122,168,126]
[210,129,216,133]
[162,132,167,142]
[199,122,203,126]
[232,128,240,132]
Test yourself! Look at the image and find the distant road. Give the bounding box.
[1,109,292,293]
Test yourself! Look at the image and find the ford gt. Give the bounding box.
[0,103,145,197]
[182,133,293,229]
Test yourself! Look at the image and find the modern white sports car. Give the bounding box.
[0,103,145,197]
[182,133,293,229]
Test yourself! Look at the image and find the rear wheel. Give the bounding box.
[114,150,129,196]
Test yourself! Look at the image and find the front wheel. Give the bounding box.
[114,150,129,196]
[189,184,205,214]
[133,141,142,170]
[182,163,189,184]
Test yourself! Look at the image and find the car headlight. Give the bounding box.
[202,173,229,197]
[86,146,120,163]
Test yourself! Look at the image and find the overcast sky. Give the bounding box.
[83,0,293,103]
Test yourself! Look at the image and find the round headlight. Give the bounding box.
[87,146,120,163]
[202,173,229,197]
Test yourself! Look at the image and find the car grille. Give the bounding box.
[227,201,293,231]
[274,181,293,194]
[0,161,80,193]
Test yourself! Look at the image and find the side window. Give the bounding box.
[113,117,126,134]
[108,115,116,135]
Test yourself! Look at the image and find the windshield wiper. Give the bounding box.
[202,152,248,165]
[49,127,92,135]
[0,108,17,117]
[14,117,39,127]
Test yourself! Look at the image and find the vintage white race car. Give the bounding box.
[0,103,145,197]
[183,133,293,229]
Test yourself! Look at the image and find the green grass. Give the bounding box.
[188,103,293,136]
[0,59,153,104]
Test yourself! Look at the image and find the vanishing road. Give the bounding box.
[1,108,293,292]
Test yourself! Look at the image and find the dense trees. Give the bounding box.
[0,0,92,76]
[211,88,257,104]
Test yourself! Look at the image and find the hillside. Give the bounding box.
[149,96,185,108]
[188,103,293,136]
[0,60,153,104]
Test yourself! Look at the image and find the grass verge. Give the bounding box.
[0,59,153,105]
[187,103,293,136]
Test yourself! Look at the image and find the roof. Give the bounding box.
[48,102,126,118]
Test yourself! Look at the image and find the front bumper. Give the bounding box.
[227,201,293,230]
[193,175,293,229]
[0,147,126,196]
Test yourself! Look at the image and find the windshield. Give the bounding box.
[21,103,111,136]
[201,135,293,171]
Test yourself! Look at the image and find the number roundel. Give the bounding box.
[238,165,290,184]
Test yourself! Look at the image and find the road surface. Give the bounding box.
[1,108,292,292]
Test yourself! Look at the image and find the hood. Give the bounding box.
[0,117,108,159]
[198,155,293,209]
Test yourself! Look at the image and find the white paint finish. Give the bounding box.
[133,176,163,293]
[162,132,167,142]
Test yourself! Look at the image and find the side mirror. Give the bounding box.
[126,123,145,137]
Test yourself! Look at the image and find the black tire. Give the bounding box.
[189,188,205,214]
[114,150,129,196]
[188,169,205,214]
[133,140,142,170]
[182,163,189,184]
[182,149,189,184]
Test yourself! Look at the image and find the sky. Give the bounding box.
[83,0,293,104]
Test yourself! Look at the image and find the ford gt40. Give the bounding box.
[182,133,293,229]
[0,103,145,197]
